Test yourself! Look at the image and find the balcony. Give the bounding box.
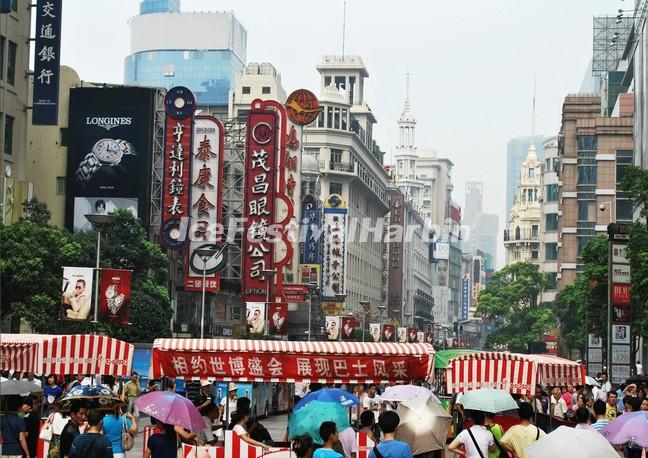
[503,229,540,243]
[319,160,356,174]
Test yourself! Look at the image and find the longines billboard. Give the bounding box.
[65,87,157,231]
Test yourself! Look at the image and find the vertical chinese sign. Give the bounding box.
[33,0,62,125]
[321,194,347,303]
[388,192,405,321]
[461,276,470,321]
[184,116,224,292]
[299,194,321,286]
[161,87,195,249]
[243,106,278,302]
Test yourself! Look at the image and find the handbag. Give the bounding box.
[39,413,55,441]
[121,417,135,451]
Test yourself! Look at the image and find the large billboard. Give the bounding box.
[65,87,158,231]
[32,0,62,125]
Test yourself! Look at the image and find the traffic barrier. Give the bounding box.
[357,432,375,458]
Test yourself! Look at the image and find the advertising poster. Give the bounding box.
[425,332,434,344]
[61,267,94,321]
[66,87,158,232]
[340,317,356,341]
[382,324,396,342]
[417,332,425,344]
[98,268,132,324]
[407,328,418,343]
[613,304,631,324]
[397,327,407,343]
[612,325,631,344]
[369,323,381,342]
[611,283,631,305]
[268,302,288,336]
[245,302,266,335]
[325,316,340,341]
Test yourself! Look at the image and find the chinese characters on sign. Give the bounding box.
[184,116,224,292]
[321,194,347,301]
[387,193,404,320]
[243,110,278,301]
[33,0,62,125]
[161,87,195,249]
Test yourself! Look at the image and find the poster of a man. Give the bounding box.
[397,327,407,343]
[61,267,94,321]
[369,323,381,342]
[326,316,340,340]
[382,324,395,342]
[245,302,266,334]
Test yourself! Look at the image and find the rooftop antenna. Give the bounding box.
[532,76,536,140]
[404,72,411,111]
[342,1,347,58]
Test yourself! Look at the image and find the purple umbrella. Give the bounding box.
[135,391,204,431]
[600,411,648,448]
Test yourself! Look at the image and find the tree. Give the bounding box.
[476,262,553,353]
[371,140,385,164]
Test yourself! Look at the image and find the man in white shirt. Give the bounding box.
[600,374,611,395]
[220,383,238,424]
[362,385,382,422]
[550,387,568,419]
[448,410,496,458]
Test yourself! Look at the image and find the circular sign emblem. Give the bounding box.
[189,243,227,275]
[161,220,185,250]
[165,86,196,119]
[285,89,320,125]
[252,122,273,145]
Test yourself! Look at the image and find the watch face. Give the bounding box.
[93,139,123,165]
[105,284,117,299]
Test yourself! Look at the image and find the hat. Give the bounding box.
[200,380,212,387]
[228,382,238,392]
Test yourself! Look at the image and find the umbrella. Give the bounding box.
[526,426,618,458]
[288,400,350,445]
[625,375,648,385]
[600,410,648,448]
[294,388,359,411]
[135,391,204,431]
[395,397,452,454]
[56,385,122,412]
[381,384,440,407]
[0,379,43,395]
[585,375,601,387]
[459,388,518,414]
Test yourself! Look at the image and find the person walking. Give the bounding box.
[144,418,177,458]
[590,400,609,431]
[69,411,113,458]
[122,372,141,418]
[24,395,42,458]
[44,375,63,414]
[449,410,496,458]
[0,396,31,458]
[498,402,544,458]
[362,385,382,423]
[102,406,137,458]
[313,422,343,458]
[60,401,88,458]
[484,412,504,458]
[605,392,620,421]
[368,412,413,458]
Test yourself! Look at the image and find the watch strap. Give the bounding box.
[76,152,102,184]
[115,139,136,156]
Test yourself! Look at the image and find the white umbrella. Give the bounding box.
[585,376,601,387]
[526,426,618,458]
[395,397,452,454]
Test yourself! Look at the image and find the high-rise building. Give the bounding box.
[124,0,247,111]
[557,94,633,289]
[462,182,499,268]
[228,63,286,118]
[464,182,483,223]
[539,137,559,303]
[504,143,542,265]
[506,136,545,218]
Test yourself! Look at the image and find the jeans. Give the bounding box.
[127,397,139,417]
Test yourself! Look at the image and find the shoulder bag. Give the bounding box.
[39,413,56,441]
[467,427,486,458]
[121,416,135,451]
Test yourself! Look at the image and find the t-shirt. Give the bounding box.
[456,426,494,458]
[69,432,114,458]
[44,384,64,405]
[368,439,413,458]
[102,414,132,454]
[147,433,178,458]
[220,397,238,422]
[24,410,41,457]
[233,424,247,436]
[338,427,358,458]
[488,424,504,458]
[313,448,344,458]
[500,424,544,458]
[0,412,27,455]
[123,380,141,398]
[605,404,619,421]
[60,421,82,457]
[198,416,215,442]
[561,392,573,409]
[591,418,610,431]
[52,412,69,435]
[363,394,382,422]
[551,397,568,419]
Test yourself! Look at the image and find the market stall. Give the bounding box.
[0,333,134,376]
[446,351,585,395]
[150,338,435,383]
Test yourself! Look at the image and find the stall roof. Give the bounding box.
[1,334,134,376]
[151,338,435,384]
[434,349,478,369]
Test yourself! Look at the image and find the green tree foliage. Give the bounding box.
[476,262,553,353]
[1,201,171,342]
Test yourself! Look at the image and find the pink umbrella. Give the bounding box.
[600,411,648,448]
[135,391,205,431]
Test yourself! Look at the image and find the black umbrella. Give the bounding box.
[626,375,648,385]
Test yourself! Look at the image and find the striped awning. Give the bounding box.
[151,338,435,383]
[446,351,585,395]
[0,334,134,376]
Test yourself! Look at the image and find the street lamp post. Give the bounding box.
[359,300,370,342]
[306,282,318,341]
[84,213,116,323]
[260,269,277,336]
[195,247,218,339]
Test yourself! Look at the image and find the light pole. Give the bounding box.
[84,213,116,323]
[306,282,318,341]
[195,247,218,339]
[260,269,277,336]
[359,300,370,342]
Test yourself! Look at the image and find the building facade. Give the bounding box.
[228,63,286,118]
[124,0,247,111]
[462,181,499,269]
[539,137,559,303]
[506,135,545,218]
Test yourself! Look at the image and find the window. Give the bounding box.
[616,150,633,185]
[330,182,342,195]
[4,115,14,155]
[330,148,342,164]
[7,40,16,85]
[545,243,558,261]
[56,177,66,195]
[324,76,331,87]
[317,110,324,128]
[545,184,558,202]
[529,168,536,179]
[545,214,558,231]
[334,108,340,129]
[230,305,241,321]
[577,135,597,151]
[60,128,69,147]
[341,108,348,130]
[262,86,271,94]
[578,236,593,256]
[616,200,633,221]
[349,77,356,103]
[0,36,4,81]
[527,189,534,202]
[11,0,17,12]
[547,273,558,289]
[327,106,333,128]
[532,225,539,237]
[578,201,593,221]
[241,86,251,94]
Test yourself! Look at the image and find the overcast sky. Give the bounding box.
[60,0,622,267]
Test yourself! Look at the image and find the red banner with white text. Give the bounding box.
[98,268,132,324]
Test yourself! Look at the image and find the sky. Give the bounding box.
[59,0,623,267]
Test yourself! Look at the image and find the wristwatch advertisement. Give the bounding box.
[98,268,132,325]
[76,138,136,186]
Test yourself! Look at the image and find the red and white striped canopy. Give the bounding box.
[0,334,134,376]
[151,338,435,384]
[446,351,585,395]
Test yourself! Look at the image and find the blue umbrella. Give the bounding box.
[459,388,518,414]
[294,388,359,411]
[55,384,122,412]
[289,400,351,445]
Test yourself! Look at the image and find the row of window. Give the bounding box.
[1,113,14,155]
[241,86,271,95]
[0,35,18,85]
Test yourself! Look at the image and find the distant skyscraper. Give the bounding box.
[464,181,483,224]
[124,0,247,108]
[462,182,498,268]
[506,136,545,218]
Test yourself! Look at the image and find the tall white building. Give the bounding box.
[228,63,287,118]
[540,137,559,303]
